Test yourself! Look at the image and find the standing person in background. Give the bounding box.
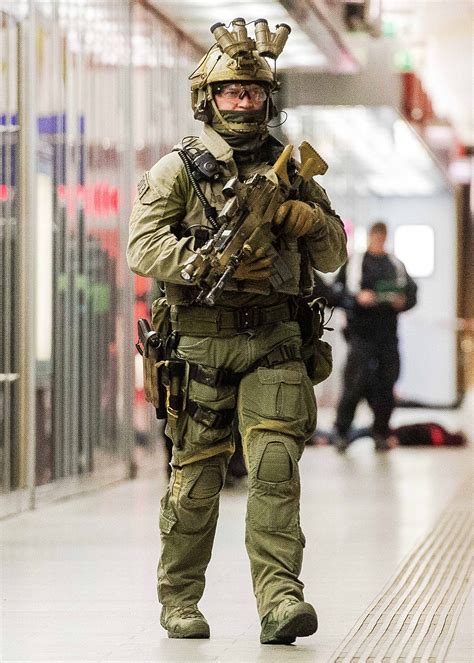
[128,18,346,645]
[330,221,417,452]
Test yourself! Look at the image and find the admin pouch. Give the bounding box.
[297,297,333,385]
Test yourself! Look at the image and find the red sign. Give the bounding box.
[57,182,119,219]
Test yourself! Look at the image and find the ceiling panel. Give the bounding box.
[149,0,332,69]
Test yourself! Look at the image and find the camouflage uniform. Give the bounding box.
[128,124,347,625]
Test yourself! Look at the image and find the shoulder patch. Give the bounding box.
[137,173,150,200]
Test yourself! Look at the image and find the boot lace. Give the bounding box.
[176,605,201,619]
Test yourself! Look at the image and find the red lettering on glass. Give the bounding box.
[56,183,120,219]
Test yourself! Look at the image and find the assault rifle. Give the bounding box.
[180,142,328,306]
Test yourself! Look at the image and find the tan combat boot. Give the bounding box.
[160,605,210,639]
[260,599,318,645]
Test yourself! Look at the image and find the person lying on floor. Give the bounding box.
[310,423,466,449]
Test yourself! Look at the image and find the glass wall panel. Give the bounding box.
[131,3,200,445]
[0,0,204,509]
[25,0,133,485]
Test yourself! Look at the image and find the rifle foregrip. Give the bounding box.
[204,262,236,306]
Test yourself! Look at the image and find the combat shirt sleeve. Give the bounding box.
[300,178,348,273]
[127,152,196,283]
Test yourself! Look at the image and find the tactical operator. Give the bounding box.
[330,221,417,452]
[128,18,347,645]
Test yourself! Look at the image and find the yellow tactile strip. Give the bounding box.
[331,481,473,662]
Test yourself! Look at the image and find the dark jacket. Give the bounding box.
[316,252,417,343]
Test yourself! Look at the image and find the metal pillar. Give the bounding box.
[18,0,37,507]
[117,0,136,477]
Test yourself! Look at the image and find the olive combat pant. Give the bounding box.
[157,321,317,619]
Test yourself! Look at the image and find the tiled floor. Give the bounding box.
[1,407,472,662]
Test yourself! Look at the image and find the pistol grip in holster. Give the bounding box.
[157,359,187,423]
[136,318,167,416]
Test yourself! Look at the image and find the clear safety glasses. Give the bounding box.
[214,83,268,102]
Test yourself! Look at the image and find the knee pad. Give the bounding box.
[257,441,292,483]
[188,463,224,499]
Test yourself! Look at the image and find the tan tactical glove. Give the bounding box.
[234,246,273,280]
[273,200,323,238]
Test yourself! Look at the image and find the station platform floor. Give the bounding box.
[1,406,472,663]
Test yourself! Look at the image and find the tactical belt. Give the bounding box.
[185,343,302,429]
[170,301,294,335]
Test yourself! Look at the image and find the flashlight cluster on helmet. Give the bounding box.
[211,17,291,61]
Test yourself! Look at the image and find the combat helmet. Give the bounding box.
[190,18,291,134]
